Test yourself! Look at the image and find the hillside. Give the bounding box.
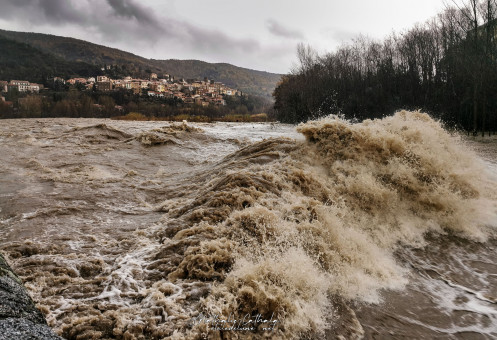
[0,29,281,98]
[0,36,100,84]
[152,59,281,99]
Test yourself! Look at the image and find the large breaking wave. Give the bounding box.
[1,111,496,339]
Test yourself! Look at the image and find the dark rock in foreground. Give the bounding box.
[0,253,63,340]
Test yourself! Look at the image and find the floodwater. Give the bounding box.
[0,111,495,339]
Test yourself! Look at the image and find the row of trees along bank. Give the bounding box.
[274,0,497,135]
[0,88,274,120]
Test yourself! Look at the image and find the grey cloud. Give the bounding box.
[0,0,262,68]
[0,0,87,25]
[182,23,260,55]
[38,0,87,24]
[102,1,261,57]
[266,19,304,39]
[106,0,158,25]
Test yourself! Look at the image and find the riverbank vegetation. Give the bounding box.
[112,111,270,122]
[0,88,275,121]
[274,0,497,135]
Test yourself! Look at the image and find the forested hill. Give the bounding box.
[0,29,281,98]
[0,35,100,83]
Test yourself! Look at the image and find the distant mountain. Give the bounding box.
[0,29,282,98]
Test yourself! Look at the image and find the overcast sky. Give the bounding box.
[0,0,448,74]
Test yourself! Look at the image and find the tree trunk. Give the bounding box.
[473,84,478,135]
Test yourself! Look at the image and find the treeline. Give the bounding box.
[275,0,497,134]
[0,88,274,120]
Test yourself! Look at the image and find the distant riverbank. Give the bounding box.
[112,111,273,123]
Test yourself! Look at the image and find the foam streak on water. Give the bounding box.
[0,112,496,339]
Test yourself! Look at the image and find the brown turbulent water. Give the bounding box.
[0,111,496,339]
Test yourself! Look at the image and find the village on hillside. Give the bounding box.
[0,70,273,122]
[0,73,242,109]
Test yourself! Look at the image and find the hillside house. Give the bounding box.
[150,83,165,92]
[53,77,66,84]
[67,78,87,85]
[29,83,41,93]
[7,80,40,93]
[147,91,164,98]
[96,81,112,91]
[173,92,185,100]
[9,80,30,92]
[130,82,141,94]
